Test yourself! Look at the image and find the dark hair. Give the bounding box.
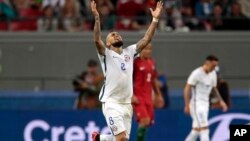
[87,59,98,67]
[206,55,219,61]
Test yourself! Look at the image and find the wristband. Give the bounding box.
[152,17,159,23]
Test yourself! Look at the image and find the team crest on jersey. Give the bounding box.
[140,67,145,71]
[124,55,130,62]
[111,125,118,132]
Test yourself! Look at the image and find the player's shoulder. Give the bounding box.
[134,57,142,65]
[150,58,156,63]
[123,44,136,50]
[210,70,217,77]
[188,67,203,79]
[126,44,137,48]
[191,67,202,75]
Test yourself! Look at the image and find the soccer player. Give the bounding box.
[184,55,228,141]
[90,1,163,141]
[132,43,164,141]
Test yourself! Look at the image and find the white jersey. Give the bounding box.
[98,44,138,103]
[187,67,217,107]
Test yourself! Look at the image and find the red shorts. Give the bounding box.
[133,103,155,125]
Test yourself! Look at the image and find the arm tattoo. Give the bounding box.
[94,16,101,41]
[136,22,158,53]
[93,16,105,55]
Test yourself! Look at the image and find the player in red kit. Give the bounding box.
[132,43,164,141]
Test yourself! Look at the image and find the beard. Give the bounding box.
[112,41,123,48]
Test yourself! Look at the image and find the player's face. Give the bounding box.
[106,32,123,47]
[141,44,152,58]
[88,66,97,73]
[207,60,218,72]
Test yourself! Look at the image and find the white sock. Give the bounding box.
[185,130,199,141]
[200,129,209,141]
[100,134,114,141]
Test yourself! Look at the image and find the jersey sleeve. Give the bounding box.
[187,71,198,86]
[97,48,109,75]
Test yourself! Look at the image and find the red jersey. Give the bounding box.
[133,57,157,105]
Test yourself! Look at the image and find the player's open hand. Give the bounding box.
[220,100,228,112]
[149,1,163,19]
[90,0,99,17]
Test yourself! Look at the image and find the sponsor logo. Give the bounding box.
[209,113,250,141]
[139,67,145,70]
[23,120,110,141]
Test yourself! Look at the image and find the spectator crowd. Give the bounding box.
[0,0,250,31]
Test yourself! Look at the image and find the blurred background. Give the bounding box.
[0,0,250,141]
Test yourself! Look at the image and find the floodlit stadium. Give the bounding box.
[0,0,250,141]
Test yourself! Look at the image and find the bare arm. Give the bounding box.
[212,87,228,112]
[136,1,163,53]
[91,1,105,55]
[211,87,223,101]
[153,78,162,97]
[153,78,164,108]
[184,84,191,114]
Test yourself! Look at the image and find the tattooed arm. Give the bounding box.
[91,0,106,55]
[136,1,163,53]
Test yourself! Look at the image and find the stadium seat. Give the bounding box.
[9,20,37,31]
[0,22,8,31]
[19,8,41,19]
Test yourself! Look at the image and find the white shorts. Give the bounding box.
[102,102,133,139]
[190,102,209,128]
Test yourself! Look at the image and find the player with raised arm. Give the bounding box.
[90,0,163,141]
[184,55,228,141]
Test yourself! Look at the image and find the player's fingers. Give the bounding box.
[91,1,94,9]
[184,107,190,115]
[224,106,228,112]
[157,1,163,8]
[184,110,188,114]
[149,8,153,13]
[91,1,96,7]
[160,102,164,108]
[222,107,226,112]
[157,1,161,7]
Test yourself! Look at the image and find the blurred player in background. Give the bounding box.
[90,0,163,141]
[132,43,164,141]
[184,55,228,141]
